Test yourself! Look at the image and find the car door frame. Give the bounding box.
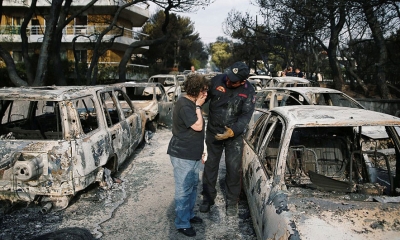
[243,110,291,239]
[97,89,134,167]
[113,88,143,152]
[156,83,174,128]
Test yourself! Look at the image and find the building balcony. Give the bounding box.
[3,0,150,27]
[0,25,149,53]
[95,62,149,81]
[69,62,149,82]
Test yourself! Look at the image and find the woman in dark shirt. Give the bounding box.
[167,74,209,237]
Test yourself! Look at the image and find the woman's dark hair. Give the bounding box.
[184,74,209,97]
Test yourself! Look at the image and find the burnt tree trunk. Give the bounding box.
[362,2,391,99]
[0,46,28,86]
[33,0,63,86]
[327,4,346,92]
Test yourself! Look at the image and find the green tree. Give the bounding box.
[139,10,208,74]
[210,41,232,71]
[223,8,315,76]
[223,0,400,98]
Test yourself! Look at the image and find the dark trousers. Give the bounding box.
[202,129,243,205]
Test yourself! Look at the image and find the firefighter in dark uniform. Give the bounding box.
[200,62,255,216]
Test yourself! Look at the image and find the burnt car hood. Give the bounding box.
[285,187,400,239]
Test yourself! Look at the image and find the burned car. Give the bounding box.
[114,82,174,129]
[0,86,145,210]
[247,79,263,91]
[254,87,365,110]
[248,75,272,89]
[177,74,186,92]
[247,75,311,89]
[148,74,182,101]
[270,76,311,87]
[250,87,372,133]
[243,106,400,239]
[250,87,389,140]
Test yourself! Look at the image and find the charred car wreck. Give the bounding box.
[243,106,400,239]
[253,87,365,110]
[113,82,174,130]
[0,86,146,210]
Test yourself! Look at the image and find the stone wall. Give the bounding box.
[355,99,400,117]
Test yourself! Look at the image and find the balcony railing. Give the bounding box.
[0,25,21,34]
[94,62,149,81]
[3,0,150,10]
[0,25,148,40]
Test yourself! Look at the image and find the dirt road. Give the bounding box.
[0,128,256,240]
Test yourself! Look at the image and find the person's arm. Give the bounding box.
[190,105,203,131]
[230,90,256,136]
[190,92,207,131]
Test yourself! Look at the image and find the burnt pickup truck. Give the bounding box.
[0,86,146,210]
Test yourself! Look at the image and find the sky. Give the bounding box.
[149,0,260,44]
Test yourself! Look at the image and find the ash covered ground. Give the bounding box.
[0,128,256,240]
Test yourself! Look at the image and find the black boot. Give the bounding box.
[199,200,215,213]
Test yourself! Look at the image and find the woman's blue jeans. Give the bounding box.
[170,156,200,229]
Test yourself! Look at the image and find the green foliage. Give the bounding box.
[45,58,72,86]
[211,42,232,71]
[94,65,115,84]
[191,59,201,70]
[141,10,208,74]
[0,62,29,87]
[0,68,17,87]
[15,62,28,81]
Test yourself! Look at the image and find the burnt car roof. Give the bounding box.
[149,74,177,78]
[272,76,310,83]
[258,86,343,94]
[269,105,400,127]
[113,82,162,87]
[0,85,107,100]
[248,75,272,79]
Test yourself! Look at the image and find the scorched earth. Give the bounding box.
[0,128,256,240]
